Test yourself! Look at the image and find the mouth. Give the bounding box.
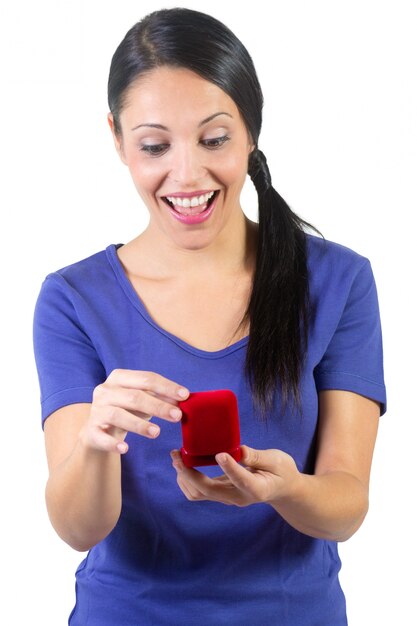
[162,190,220,216]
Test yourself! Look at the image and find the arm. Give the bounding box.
[44,370,189,552]
[171,390,380,542]
[269,390,380,541]
[44,403,122,553]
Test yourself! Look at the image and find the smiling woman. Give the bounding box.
[32,7,387,626]
[107,66,254,234]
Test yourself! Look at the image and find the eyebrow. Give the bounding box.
[131,112,233,132]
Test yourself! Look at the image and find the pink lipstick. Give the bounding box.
[167,191,220,225]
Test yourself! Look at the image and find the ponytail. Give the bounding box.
[236,148,324,421]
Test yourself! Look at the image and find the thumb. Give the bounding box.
[240,445,282,471]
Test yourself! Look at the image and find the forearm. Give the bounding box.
[46,439,122,551]
[271,471,369,542]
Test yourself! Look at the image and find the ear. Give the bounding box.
[247,136,256,155]
[107,112,127,165]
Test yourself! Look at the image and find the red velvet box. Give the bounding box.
[179,389,242,467]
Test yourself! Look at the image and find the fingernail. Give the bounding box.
[148,425,160,437]
[117,442,128,454]
[177,388,189,398]
[170,408,182,420]
[217,453,227,464]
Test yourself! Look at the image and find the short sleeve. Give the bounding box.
[314,258,387,416]
[33,274,106,428]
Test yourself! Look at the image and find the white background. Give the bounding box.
[1,0,415,624]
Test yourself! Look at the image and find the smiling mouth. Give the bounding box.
[162,190,220,216]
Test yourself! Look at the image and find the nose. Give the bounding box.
[168,142,205,186]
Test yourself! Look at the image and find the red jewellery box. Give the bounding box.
[179,389,242,468]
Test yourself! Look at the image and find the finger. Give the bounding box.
[170,449,182,464]
[178,463,242,503]
[92,405,162,439]
[86,425,129,454]
[171,450,243,490]
[170,452,207,500]
[215,452,259,493]
[170,453,250,505]
[239,445,287,472]
[176,477,193,500]
[146,390,183,405]
[106,369,190,401]
[93,385,183,423]
[176,474,205,501]
[170,453,213,490]
[170,450,206,473]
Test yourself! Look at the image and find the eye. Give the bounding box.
[201,135,230,149]
[140,143,169,157]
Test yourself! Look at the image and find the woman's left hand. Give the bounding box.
[170,445,301,507]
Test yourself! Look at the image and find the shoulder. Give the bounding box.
[304,233,375,300]
[35,245,122,316]
[305,232,369,267]
[40,245,121,294]
[305,233,371,278]
[49,245,119,283]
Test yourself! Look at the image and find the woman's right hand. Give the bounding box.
[79,369,190,454]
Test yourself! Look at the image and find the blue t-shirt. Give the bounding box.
[33,234,387,626]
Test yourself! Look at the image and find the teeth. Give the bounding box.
[166,191,215,208]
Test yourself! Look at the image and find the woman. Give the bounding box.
[33,7,387,625]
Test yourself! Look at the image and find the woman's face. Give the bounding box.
[108,66,255,249]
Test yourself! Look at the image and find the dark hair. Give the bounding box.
[108,7,324,421]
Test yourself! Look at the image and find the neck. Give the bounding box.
[126,213,258,281]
